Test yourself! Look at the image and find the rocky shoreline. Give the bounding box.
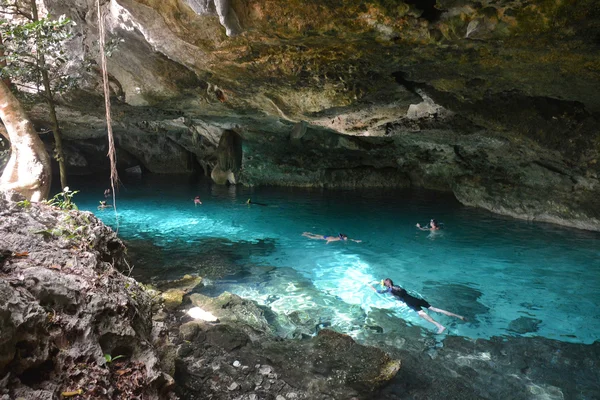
[0,195,399,399]
[1,196,598,400]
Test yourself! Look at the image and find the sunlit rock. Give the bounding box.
[187,306,219,322]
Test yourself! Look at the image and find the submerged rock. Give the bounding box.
[509,316,543,335]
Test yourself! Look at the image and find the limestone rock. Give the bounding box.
[0,196,175,399]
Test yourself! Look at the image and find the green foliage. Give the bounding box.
[16,199,31,208]
[0,9,76,93]
[44,186,79,210]
[104,354,125,364]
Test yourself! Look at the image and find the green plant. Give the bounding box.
[44,186,79,210]
[104,354,125,364]
[16,199,31,208]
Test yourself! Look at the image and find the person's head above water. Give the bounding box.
[339,233,348,240]
[430,219,439,228]
[383,278,393,288]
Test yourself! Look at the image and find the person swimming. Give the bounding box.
[246,198,268,206]
[194,196,202,206]
[302,232,362,244]
[97,200,112,210]
[416,218,442,231]
[368,278,465,334]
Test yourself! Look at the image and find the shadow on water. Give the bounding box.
[126,236,278,283]
[422,281,490,325]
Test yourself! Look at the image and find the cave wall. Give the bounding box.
[12,0,598,230]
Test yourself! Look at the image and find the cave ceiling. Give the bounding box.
[17,0,600,229]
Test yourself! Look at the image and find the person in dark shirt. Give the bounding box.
[246,198,268,206]
[369,278,465,334]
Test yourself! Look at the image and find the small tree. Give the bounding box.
[0,0,75,189]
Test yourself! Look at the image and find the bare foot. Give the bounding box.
[459,316,467,321]
[437,326,446,334]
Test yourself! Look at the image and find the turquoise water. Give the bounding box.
[71,175,600,344]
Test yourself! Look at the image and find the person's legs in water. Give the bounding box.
[428,306,466,321]
[417,310,446,334]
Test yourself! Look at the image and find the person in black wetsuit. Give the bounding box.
[369,278,465,334]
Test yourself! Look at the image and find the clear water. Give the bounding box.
[70,174,600,344]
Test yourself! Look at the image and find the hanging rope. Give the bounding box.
[97,0,119,225]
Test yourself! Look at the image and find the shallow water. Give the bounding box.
[71,174,600,344]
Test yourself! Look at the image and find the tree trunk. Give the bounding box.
[0,32,11,88]
[31,0,68,189]
[0,79,51,201]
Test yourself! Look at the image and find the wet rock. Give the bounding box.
[190,292,273,337]
[161,288,186,311]
[175,294,401,399]
[156,274,203,292]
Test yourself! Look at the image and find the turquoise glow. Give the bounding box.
[73,175,600,344]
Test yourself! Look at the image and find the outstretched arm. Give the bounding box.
[415,223,430,231]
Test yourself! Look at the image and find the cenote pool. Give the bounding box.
[70,175,600,345]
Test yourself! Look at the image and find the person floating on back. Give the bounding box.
[302,232,361,244]
[368,278,465,334]
[194,196,202,206]
[416,218,442,231]
[246,198,268,206]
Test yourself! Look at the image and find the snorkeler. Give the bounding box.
[246,198,268,206]
[194,196,202,206]
[302,232,362,244]
[368,278,465,334]
[416,219,442,231]
[97,200,112,210]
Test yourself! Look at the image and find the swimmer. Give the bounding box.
[97,200,112,210]
[246,198,268,206]
[416,218,442,231]
[194,196,202,206]
[368,278,466,334]
[302,232,362,244]
[104,188,111,198]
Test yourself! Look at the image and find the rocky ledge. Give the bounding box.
[0,196,401,399]
[0,193,175,399]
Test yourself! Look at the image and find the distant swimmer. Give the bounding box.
[368,278,465,334]
[104,188,111,198]
[98,200,112,210]
[416,218,442,231]
[246,198,268,206]
[194,196,202,206]
[302,232,362,244]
